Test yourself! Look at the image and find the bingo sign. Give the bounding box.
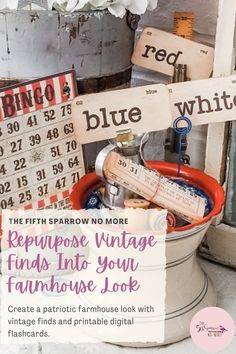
[0,71,85,211]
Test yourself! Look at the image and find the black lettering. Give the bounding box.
[195,95,214,114]
[129,107,142,123]
[1,82,56,118]
[155,49,167,61]
[100,108,110,128]
[233,94,236,107]
[45,84,55,102]
[2,95,15,118]
[142,45,156,58]
[213,93,223,112]
[167,51,183,66]
[14,93,22,111]
[221,91,233,110]
[112,109,128,126]
[83,111,101,131]
[174,100,196,116]
[34,87,44,105]
[21,91,33,109]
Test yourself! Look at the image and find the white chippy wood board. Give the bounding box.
[202,0,236,269]
[205,0,236,182]
[131,27,214,80]
[200,224,236,268]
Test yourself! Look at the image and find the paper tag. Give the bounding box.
[72,84,171,144]
[104,152,205,222]
[0,71,84,211]
[169,74,236,126]
[132,28,214,80]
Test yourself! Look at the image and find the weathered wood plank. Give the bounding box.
[205,0,236,182]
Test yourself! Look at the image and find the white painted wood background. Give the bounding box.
[200,0,236,268]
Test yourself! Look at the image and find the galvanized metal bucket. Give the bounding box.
[70,161,225,346]
[0,9,137,91]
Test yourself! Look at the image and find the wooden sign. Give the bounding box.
[0,71,85,211]
[72,74,236,146]
[131,28,214,80]
[72,84,171,144]
[169,74,236,126]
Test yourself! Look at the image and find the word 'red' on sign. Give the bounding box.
[169,74,236,126]
[72,84,171,144]
[131,28,214,80]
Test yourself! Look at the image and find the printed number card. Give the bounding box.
[132,28,214,80]
[72,84,172,144]
[0,71,85,211]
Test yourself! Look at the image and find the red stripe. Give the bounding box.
[3,89,17,118]
[0,94,3,122]
[69,73,76,98]
[59,75,70,103]
[50,195,58,204]
[19,85,30,114]
[38,199,45,209]
[46,78,56,107]
[62,190,70,198]
[24,204,33,210]
[32,81,44,111]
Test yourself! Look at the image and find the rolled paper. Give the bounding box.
[103,151,206,222]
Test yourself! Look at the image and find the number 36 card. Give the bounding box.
[0,71,85,210]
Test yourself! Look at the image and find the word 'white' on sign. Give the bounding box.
[131,28,214,80]
[169,75,236,126]
[72,84,172,144]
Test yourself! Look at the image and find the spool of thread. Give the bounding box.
[124,198,150,210]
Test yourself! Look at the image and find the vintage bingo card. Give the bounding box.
[0,71,85,211]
